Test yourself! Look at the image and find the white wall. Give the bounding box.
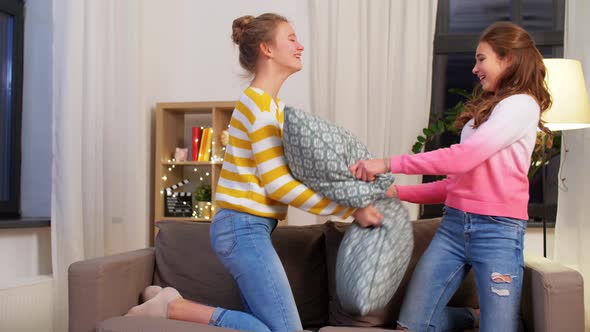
[0,275,53,332]
[141,0,311,108]
[525,227,555,258]
[0,228,51,285]
[140,0,315,225]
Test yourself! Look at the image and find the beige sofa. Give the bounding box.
[69,218,585,332]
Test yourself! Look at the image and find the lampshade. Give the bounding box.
[542,59,590,131]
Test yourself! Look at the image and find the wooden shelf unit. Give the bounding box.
[153,101,235,226]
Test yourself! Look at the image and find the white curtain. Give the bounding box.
[309,0,438,220]
[554,0,590,329]
[51,1,148,331]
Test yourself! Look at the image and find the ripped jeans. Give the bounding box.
[397,206,525,332]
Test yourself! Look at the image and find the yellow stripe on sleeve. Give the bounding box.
[229,135,251,150]
[250,125,281,143]
[342,207,356,219]
[220,168,260,184]
[270,180,301,200]
[224,153,256,168]
[307,197,332,214]
[230,117,249,134]
[260,165,290,185]
[332,204,346,216]
[254,146,284,164]
[216,185,280,206]
[235,101,256,125]
[290,189,315,208]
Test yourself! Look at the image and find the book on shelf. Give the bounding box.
[191,127,202,161]
[198,127,213,161]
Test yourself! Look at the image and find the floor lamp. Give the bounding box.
[541,59,590,257]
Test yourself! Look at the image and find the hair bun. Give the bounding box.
[232,15,255,45]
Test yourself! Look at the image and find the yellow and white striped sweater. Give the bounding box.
[215,87,355,220]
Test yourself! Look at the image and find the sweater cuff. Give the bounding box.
[341,207,356,219]
[394,185,408,201]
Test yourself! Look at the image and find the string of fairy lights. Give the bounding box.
[160,126,229,220]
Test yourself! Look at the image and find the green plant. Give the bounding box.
[529,131,560,180]
[193,184,212,202]
[411,88,559,180]
[412,88,468,154]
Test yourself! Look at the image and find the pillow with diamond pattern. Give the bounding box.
[282,107,413,315]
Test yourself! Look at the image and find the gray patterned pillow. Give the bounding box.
[283,107,413,315]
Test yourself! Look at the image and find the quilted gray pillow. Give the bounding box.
[283,107,413,315]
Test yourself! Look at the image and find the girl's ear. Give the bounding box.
[259,42,273,58]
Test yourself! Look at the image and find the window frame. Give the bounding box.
[0,0,24,219]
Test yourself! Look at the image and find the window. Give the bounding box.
[420,0,564,221]
[0,0,23,219]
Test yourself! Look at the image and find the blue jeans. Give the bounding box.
[208,208,302,332]
[398,206,526,332]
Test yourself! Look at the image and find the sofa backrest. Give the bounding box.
[154,221,330,327]
[153,218,479,329]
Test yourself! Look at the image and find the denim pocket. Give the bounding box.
[210,213,237,257]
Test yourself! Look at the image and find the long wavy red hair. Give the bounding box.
[455,22,552,139]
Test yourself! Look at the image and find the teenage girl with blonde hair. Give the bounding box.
[126,13,382,332]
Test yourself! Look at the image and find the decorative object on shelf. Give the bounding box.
[191,127,202,161]
[174,147,188,162]
[539,58,590,257]
[192,184,212,219]
[220,129,229,146]
[164,191,192,217]
[164,179,192,217]
[198,128,213,161]
[166,179,189,192]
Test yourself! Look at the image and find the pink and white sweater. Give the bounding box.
[392,94,540,220]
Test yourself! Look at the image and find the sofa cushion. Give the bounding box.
[282,107,413,315]
[154,221,243,311]
[154,221,329,327]
[323,219,478,327]
[272,224,331,327]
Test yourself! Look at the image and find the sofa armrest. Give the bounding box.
[521,255,584,332]
[69,247,156,332]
